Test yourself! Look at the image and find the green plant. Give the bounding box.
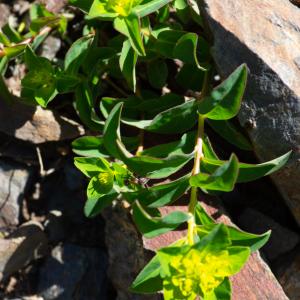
[0,0,291,299]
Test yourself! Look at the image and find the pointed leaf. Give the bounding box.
[201,151,292,183]
[122,99,199,134]
[123,175,190,207]
[190,154,239,192]
[130,255,163,293]
[198,64,247,120]
[120,39,137,91]
[133,0,173,18]
[133,201,191,238]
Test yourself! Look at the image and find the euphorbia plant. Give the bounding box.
[0,0,291,299]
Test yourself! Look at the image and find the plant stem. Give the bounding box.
[187,69,209,245]
[187,114,205,245]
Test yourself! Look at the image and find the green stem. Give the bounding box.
[187,114,205,245]
[187,70,209,245]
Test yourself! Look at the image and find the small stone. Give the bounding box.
[38,0,67,13]
[0,160,32,227]
[38,244,108,300]
[0,221,48,281]
[41,36,61,61]
[0,4,10,28]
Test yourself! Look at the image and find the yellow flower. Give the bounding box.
[163,248,233,299]
[100,0,143,16]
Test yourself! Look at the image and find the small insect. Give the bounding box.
[124,175,149,188]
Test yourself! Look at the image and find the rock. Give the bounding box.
[198,0,300,224]
[38,244,108,300]
[0,4,10,28]
[0,221,48,281]
[279,254,300,299]
[0,160,32,227]
[238,208,299,261]
[41,36,61,61]
[0,97,84,144]
[103,198,288,300]
[38,0,67,13]
[290,0,300,7]
[102,202,161,300]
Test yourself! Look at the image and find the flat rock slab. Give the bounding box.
[0,160,32,227]
[104,199,288,300]
[198,0,300,224]
[0,98,84,144]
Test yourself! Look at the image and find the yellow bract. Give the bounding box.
[106,0,142,16]
[166,248,232,298]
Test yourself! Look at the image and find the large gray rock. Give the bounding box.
[0,160,32,227]
[198,0,300,224]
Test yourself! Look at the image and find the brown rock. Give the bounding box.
[0,97,84,144]
[0,221,48,281]
[198,0,300,224]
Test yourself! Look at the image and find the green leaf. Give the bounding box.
[201,151,292,183]
[84,190,118,217]
[118,141,194,179]
[137,93,184,117]
[72,136,109,157]
[65,35,94,74]
[208,119,252,151]
[154,29,185,58]
[122,99,199,134]
[114,15,145,56]
[196,222,271,253]
[141,131,196,158]
[21,47,57,107]
[198,64,247,120]
[123,175,190,208]
[132,201,190,238]
[133,0,173,18]
[226,246,251,274]
[190,154,239,192]
[103,102,123,159]
[75,83,104,131]
[147,59,168,89]
[194,203,215,226]
[74,157,111,177]
[120,39,138,91]
[2,45,26,59]
[173,32,206,70]
[176,63,205,91]
[69,0,94,12]
[130,255,163,293]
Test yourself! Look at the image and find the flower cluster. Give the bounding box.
[164,248,231,299]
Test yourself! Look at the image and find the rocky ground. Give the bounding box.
[0,0,299,300]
